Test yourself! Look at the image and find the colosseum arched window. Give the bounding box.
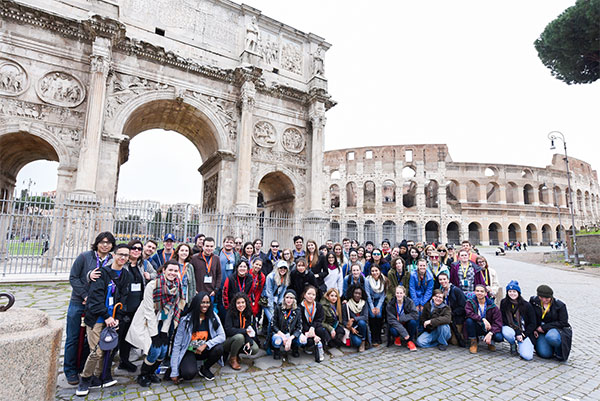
[346,220,358,240]
[425,180,439,208]
[383,220,396,245]
[402,181,417,208]
[488,222,502,245]
[467,181,480,202]
[329,184,340,208]
[425,221,439,243]
[330,220,341,243]
[363,181,376,213]
[446,180,459,202]
[382,180,396,204]
[403,221,419,242]
[506,182,518,204]
[486,182,500,203]
[364,220,376,243]
[552,185,561,206]
[542,224,552,245]
[538,184,549,205]
[526,224,538,245]
[508,223,521,242]
[446,222,460,245]
[468,222,481,245]
[523,184,534,205]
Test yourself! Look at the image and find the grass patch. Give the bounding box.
[7,240,45,256]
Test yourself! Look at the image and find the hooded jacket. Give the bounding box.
[386,296,419,338]
[84,263,130,327]
[465,296,502,334]
[420,300,452,331]
[289,268,318,298]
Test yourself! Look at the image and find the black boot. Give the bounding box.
[291,343,299,358]
[137,362,153,387]
[147,361,161,383]
[273,348,281,360]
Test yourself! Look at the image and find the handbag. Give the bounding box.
[341,303,351,346]
[258,296,269,307]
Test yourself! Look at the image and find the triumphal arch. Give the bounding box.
[0,0,334,215]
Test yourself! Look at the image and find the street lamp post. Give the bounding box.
[543,181,569,262]
[548,131,580,266]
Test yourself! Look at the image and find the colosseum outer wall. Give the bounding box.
[323,144,600,246]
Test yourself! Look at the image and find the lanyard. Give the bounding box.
[223,250,233,263]
[179,263,187,280]
[478,302,487,318]
[203,254,213,274]
[396,302,404,320]
[461,263,469,279]
[541,302,551,319]
[163,251,172,263]
[303,300,314,323]
[239,312,246,329]
[237,275,246,293]
[284,309,292,320]
[484,269,490,286]
[251,272,259,290]
[96,252,109,269]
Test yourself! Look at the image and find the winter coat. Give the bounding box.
[444,284,467,325]
[420,301,452,332]
[480,267,501,298]
[69,250,112,304]
[341,301,371,345]
[248,270,266,316]
[84,264,130,327]
[409,270,434,307]
[126,279,179,354]
[289,268,318,298]
[343,275,365,300]
[386,297,419,339]
[529,296,572,361]
[429,263,450,290]
[320,298,342,334]
[363,260,391,277]
[310,255,329,294]
[386,269,410,302]
[178,262,197,306]
[170,313,225,378]
[500,297,536,339]
[262,250,282,277]
[222,274,253,310]
[123,260,146,314]
[465,297,503,334]
[263,271,288,310]
[300,300,325,332]
[150,248,175,269]
[270,305,302,339]
[223,309,257,345]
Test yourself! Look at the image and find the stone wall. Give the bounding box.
[566,234,600,264]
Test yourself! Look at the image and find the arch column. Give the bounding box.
[73,36,112,198]
[308,100,326,217]
[481,224,490,246]
[499,185,507,204]
[234,75,256,212]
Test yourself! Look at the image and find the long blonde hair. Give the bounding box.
[324,288,342,320]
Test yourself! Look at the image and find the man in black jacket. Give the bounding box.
[76,244,131,396]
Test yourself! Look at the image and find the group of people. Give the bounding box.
[66,232,573,396]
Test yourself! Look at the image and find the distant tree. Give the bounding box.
[534,0,600,84]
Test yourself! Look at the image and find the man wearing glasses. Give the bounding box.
[76,244,131,396]
[234,237,243,255]
[262,240,282,277]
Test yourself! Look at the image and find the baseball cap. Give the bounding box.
[164,233,175,241]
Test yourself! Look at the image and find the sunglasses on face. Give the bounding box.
[235,242,242,245]
[272,245,279,248]
[131,247,143,251]
[372,252,381,256]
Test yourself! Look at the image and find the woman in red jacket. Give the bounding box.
[222,260,253,310]
[248,258,265,317]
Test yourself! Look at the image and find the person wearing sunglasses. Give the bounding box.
[234,237,244,255]
[262,240,282,277]
[363,248,391,277]
[428,251,450,290]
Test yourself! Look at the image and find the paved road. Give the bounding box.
[4,248,600,401]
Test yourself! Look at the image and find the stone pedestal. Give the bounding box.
[0,307,62,401]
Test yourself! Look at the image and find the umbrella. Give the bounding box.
[100,302,122,384]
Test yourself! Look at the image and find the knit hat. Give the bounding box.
[284,288,297,299]
[506,280,521,294]
[399,239,408,249]
[536,284,553,298]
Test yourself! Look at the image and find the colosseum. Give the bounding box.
[323,144,599,246]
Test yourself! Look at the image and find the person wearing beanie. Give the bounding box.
[529,285,572,361]
[270,288,304,360]
[500,280,536,360]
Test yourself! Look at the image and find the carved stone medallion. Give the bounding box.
[0,59,28,96]
[281,127,305,153]
[253,121,276,148]
[36,71,86,107]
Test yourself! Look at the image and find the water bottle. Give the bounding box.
[317,342,324,362]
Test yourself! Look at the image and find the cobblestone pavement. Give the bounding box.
[3,248,600,401]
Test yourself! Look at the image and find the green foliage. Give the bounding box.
[534,0,600,84]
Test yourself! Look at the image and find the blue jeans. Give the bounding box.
[350,320,368,348]
[368,296,384,318]
[502,326,534,361]
[465,318,503,343]
[389,320,418,342]
[535,328,562,359]
[63,301,85,378]
[416,325,451,348]
[146,343,169,364]
[271,335,306,349]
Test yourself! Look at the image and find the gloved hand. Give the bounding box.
[151,334,162,348]
[159,331,169,346]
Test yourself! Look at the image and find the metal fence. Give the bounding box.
[0,195,329,276]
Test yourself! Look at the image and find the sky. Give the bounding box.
[17,0,599,203]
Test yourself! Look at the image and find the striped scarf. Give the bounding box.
[153,274,183,325]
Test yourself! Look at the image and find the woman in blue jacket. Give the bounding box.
[365,264,387,345]
[169,292,225,383]
[409,258,434,315]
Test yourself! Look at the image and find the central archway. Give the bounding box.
[257,171,295,215]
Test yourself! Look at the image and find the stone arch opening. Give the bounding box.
[446,221,460,245]
[576,190,583,211]
[541,224,552,245]
[346,182,357,207]
[403,220,419,243]
[487,182,500,203]
[382,220,396,245]
[257,171,295,215]
[538,184,549,205]
[402,180,417,208]
[346,220,358,240]
[329,184,340,209]
[363,181,376,213]
[116,98,225,208]
[364,220,376,243]
[467,181,480,202]
[402,166,416,179]
[468,222,481,245]
[446,180,459,202]
[526,223,538,245]
[508,223,521,243]
[382,180,396,204]
[506,182,518,204]
[552,185,561,206]
[523,184,534,205]
[425,221,439,243]
[488,222,502,245]
[330,220,341,243]
[425,180,439,208]
[556,224,565,241]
